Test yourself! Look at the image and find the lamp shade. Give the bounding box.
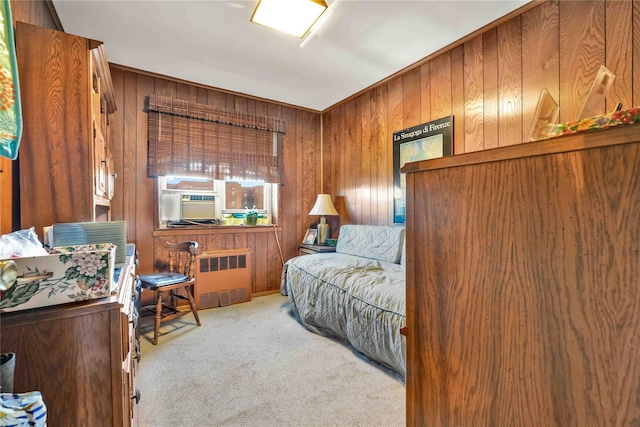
[309,194,339,216]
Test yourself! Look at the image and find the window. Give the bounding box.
[158,176,276,226]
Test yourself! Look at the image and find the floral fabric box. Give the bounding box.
[0,243,116,313]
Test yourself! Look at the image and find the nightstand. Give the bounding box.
[298,243,337,256]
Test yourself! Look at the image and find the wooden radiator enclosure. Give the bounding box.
[403,125,640,426]
[195,248,251,309]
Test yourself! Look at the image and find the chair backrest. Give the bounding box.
[166,241,198,279]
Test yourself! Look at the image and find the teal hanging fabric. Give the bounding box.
[0,0,21,160]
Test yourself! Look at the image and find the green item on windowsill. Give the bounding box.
[245,210,258,225]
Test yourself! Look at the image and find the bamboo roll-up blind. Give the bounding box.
[148,95,285,183]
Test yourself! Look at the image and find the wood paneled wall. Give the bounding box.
[323,0,640,226]
[109,67,322,292]
[151,227,283,297]
[0,0,60,235]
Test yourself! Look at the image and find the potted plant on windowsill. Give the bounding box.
[245,209,258,226]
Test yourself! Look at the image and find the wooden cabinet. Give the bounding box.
[16,22,117,239]
[403,126,640,426]
[0,247,139,426]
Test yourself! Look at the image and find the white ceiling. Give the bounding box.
[52,0,530,112]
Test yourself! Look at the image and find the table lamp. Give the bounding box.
[309,194,339,244]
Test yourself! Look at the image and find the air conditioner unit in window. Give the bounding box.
[195,248,251,309]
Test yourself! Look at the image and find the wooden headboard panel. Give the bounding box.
[404,125,640,425]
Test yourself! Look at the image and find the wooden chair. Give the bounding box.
[139,241,201,344]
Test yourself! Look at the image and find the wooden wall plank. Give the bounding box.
[451,45,464,155]
[354,96,363,224]
[254,232,268,293]
[360,94,372,225]
[135,74,155,274]
[206,234,226,251]
[559,0,605,122]
[419,63,431,123]
[634,1,640,107]
[368,90,380,226]
[430,53,453,121]
[483,28,499,150]
[388,76,404,224]
[376,84,389,225]
[10,0,58,29]
[247,233,256,292]
[208,90,226,109]
[0,157,10,234]
[302,111,317,233]
[295,109,305,243]
[336,104,348,224]
[605,0,633,112]
[344,99,356,224]
[403,67,421,128]
[267,229,282,292]
[521,0,560,142]
[497,16,523,146]
[464,35,484,153]
[122,71,137,242]
[328,111,347,234]
[281,106,297,260]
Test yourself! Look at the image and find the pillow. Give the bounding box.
[336,225,405,264]
[139,272,189,289]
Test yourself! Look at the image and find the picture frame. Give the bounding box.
[527,88,559,142]
[302,228,317,245]
[577,65,616,120]
[393,116,453,224]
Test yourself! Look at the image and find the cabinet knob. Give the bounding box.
[131,389,141,404]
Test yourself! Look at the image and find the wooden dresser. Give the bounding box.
[403,125,640,426]
[0,247,140,426]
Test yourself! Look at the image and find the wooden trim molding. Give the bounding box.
[402,125,640,174]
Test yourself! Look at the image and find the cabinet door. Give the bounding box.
[94,119,107,198]
[17,22,94,239]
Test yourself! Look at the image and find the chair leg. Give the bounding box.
[153,290,163,345]
[186,285,201,326]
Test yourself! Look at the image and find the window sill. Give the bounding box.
[153,224,281,237]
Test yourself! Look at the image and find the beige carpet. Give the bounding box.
[137,293,406,427]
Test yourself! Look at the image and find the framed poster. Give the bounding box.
[393,116,453,223]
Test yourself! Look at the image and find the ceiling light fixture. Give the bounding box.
[250,0,328,38]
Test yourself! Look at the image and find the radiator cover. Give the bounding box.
[195,248,251,309]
